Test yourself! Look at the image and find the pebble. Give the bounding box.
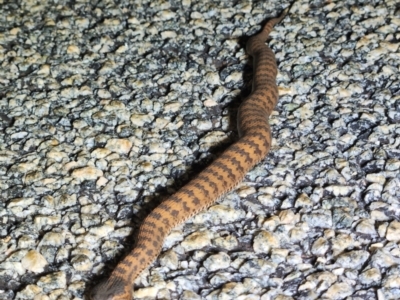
[355,219,377,235]
[89,220,115,238]
[14,284,43,300]
[181,231,213,252]
[386,221,400,242]
[37,271,67,292]
[336,250,370,269]
[253,230,280,254]
[105,138,132,154]
[323,282,353,299]
[39,232,65,247]
[203,252,231,272]
[359,268,381,286]
[181,290,201,300]
[134,286,161,299]
[7,197,34,208]
[71,166,103,181]
[91,148,111,159]
[34,215,61,229]
[159,249,179,270]
[198,131,229,152]
[212,235,238,251]
[311,237,329,256]
[192,204,244,225]
[302,211,333,229]
[18,235,36,249]
[130,114,155,127]
[71,254,93,271]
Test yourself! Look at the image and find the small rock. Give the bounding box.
[159,250,178,270]
[359,268,381,286]
[40,232,65,247]
[34,215,61,229]
[253,230,280,254]
[322,282,353,299]
[66,44,80,55]
[7,198,35,208]
[89,220,114,238]
[130,114,155,127]
[212,235,238,250]
[105,138,132,154]
[203,252,231,272]
[91,148,112,159]
[311,237,329,256]
[336,250,369,269]
[239,259,277,276]
[302,211,332,229]
[72,166,103,181]
[37,271,66,292]
[14,284,43,299]
[181,290,201,300]
[279,210,297,224]
[71,254,93,271]
[386,221,400,242]
[21,250,48,273]
[356,219,377,235]
[181,231,213,252]
[134,286,160,299]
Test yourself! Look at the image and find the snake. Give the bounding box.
[90,6,290,300]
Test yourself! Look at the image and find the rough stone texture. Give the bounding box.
[1,0,399,299]
[20,250,48,273]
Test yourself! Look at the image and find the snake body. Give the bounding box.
[90,8,288,300]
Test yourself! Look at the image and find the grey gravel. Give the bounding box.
[1,0,400,299]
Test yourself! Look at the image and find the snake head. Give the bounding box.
[90,278,132,300]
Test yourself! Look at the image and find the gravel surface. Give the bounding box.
[1,0,400,299]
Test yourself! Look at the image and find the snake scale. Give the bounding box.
[90,7,289,300]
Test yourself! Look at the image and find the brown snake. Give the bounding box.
[90,7,289,300]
